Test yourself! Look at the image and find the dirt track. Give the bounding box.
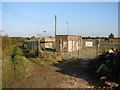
[10,47,120,88]
[5,47,119,88]
[12,58,107,88]
[10,48,107,88]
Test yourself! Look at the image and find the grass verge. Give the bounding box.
[29,58,58,66]
[2,45,33,88]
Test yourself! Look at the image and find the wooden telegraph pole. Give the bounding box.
[55,15,57,52]
[55,15,57,36]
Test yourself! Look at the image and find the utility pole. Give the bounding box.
[55,15,57,36]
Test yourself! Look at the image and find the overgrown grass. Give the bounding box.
[2,45,33,88]
[3,45,62,87]
[19,46,35,58]
[20,46,62,66]
[2,53,14,87]
[13,55,32,80]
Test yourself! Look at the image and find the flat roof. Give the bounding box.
[56,35,81,36]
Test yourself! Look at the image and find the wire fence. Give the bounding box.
[24,40,38,51]
[24,37,120,59]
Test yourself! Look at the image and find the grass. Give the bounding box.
[20,46,35,58]
[82,45,118,54]
[99,46,118,52]
[0,60,2,89]
[20,46,61,66]
[2,45,33,88]
[29,58,58,66]
[2,46,15,87]
[3,45,59,87]
[13,55,33,80]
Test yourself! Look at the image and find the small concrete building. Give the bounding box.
[55,35,82,52]
[40,37,55,49]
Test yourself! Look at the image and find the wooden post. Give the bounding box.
[96,40,98,57]
[98,38,100,54]
[80,36,82,50]
[36,39,41,57]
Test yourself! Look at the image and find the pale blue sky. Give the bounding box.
[2,2,118,37]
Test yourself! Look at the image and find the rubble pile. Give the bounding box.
[95,48,120,88]
[36,50,62,61]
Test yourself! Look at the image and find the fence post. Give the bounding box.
[98,38,100,54]
[96,39,100,57]
[80,36,82,51]
[36,39,40,57]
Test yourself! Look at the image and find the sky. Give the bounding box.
[2,2,118,37]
